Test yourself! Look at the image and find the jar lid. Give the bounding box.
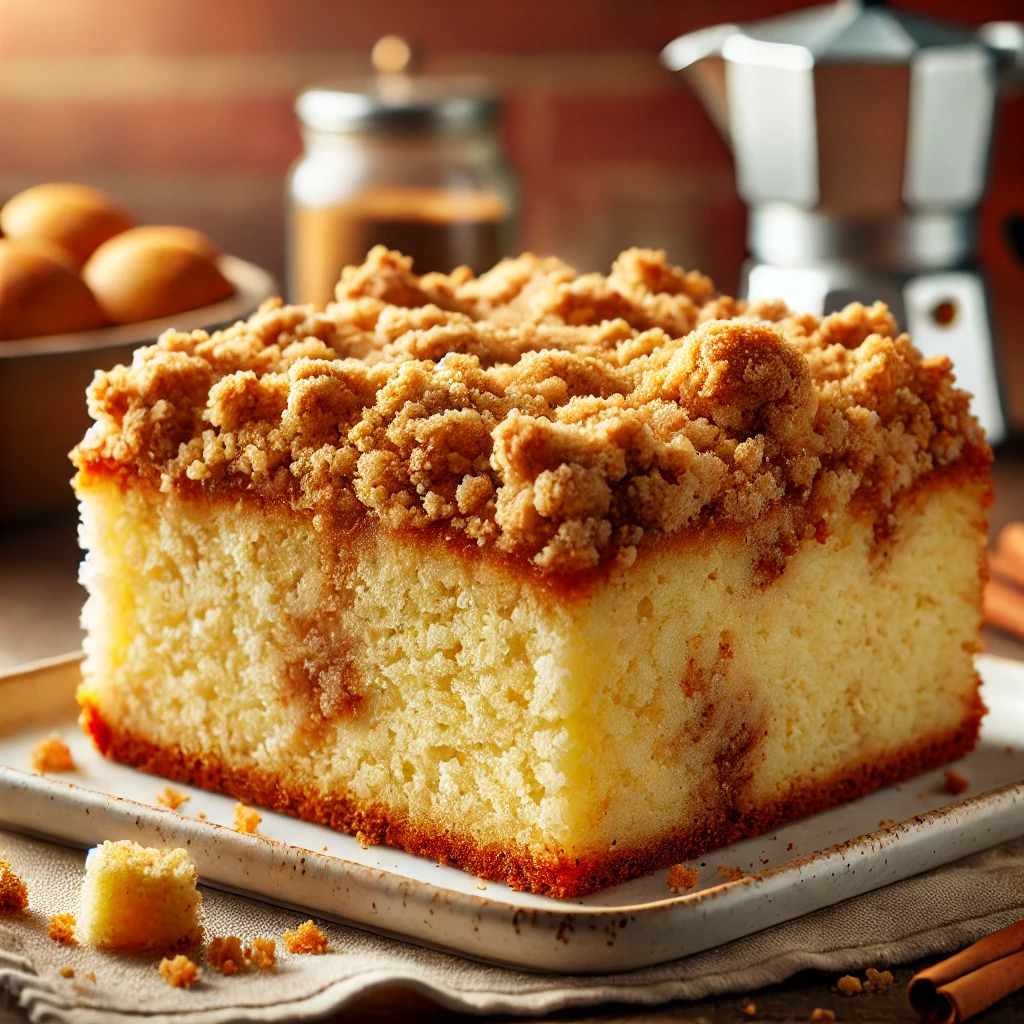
[296,76,500,136]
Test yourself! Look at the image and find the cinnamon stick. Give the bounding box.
[908,920,1024,1022]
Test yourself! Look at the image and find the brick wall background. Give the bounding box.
[2,0,1022,413]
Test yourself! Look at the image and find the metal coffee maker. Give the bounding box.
[663,2,1024,442]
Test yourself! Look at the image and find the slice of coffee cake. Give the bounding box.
[72,247,990,898]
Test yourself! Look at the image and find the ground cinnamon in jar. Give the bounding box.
[288,56,515,305]
[292,186,508,306]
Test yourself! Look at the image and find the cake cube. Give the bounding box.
[80,841,202,950]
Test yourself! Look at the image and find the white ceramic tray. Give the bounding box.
[2,652,1023,973]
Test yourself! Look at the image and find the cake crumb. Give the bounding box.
[717,865,745,882]
[59,966,74,979]
[233,803,261,834]
[159,955,198,989]
[48,912,77,946]
[207,935,247,975]
[71,972,97,996]
[157,786,190,811]
[80,840,203,950]
[0,861,28,910]
[355,830,371,850]
[198,812,207,820]
[31,735,76,773]
[245,937,276,971]
[810,1009,835,1022]
[787,843,794,851]
[865,968,894,993]
[943,770,969,795]
[476,880,487,891]
[742,1002,757,1016]
[917,791,927,799]
[283,920,328,954]
[836,975,863,995]
[668,864,700,892]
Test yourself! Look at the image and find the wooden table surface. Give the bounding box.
[4,447,1024,1023]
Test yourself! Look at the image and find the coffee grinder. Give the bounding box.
[664,2,1024,442]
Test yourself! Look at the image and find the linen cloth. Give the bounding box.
[2,828,1024,1024]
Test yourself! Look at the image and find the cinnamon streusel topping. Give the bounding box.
[72,246,988,572]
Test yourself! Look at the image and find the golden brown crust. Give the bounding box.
[81,692,984,899]
[71,246,989,574]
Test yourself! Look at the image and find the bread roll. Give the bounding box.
[0,240,107,340]
[90,225,220,262]
[0,235,80,273]
[83,237,234,324]
[1,183,134,266]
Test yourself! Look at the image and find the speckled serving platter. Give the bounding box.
[2,651,1024,973]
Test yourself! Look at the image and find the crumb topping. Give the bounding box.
[0,861,28,911]
[282,919,328,955]
[48,912,77,946]
[72,246,989,574]
[233,803,261,834]
[159,955,198,988]
[742,1003,757,1017]
[31,735,76,773]
[810,1009,835,1022]
[157,786,190,810]
[667,864,699,892]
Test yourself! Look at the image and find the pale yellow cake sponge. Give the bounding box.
[80,840,202,950]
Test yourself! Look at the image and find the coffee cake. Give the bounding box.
[72,247,989,897]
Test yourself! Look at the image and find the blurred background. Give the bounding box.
[2,0,1024,661]
[0,2,1013,314]
[3,0,1022,403]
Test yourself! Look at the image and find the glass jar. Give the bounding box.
[288,76,517,305]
